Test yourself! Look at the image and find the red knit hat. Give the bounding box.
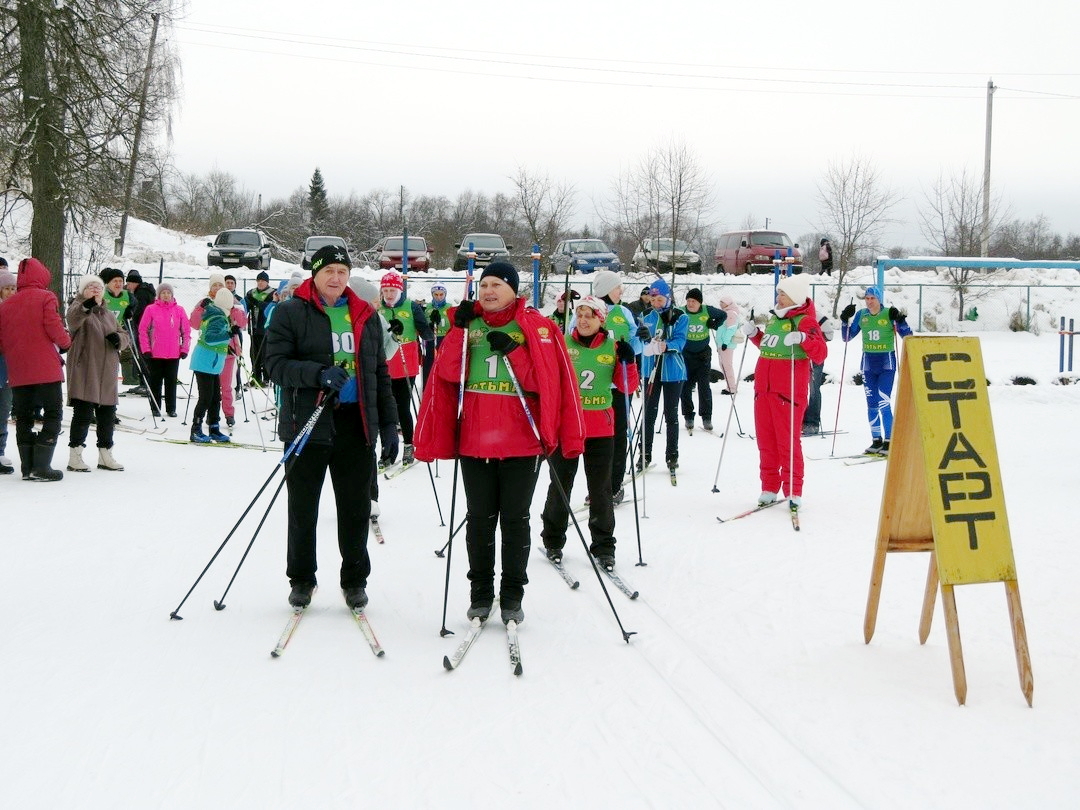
[380,272,404,291]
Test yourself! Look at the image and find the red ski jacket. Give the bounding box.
[0,258,71,386]
[414,297,585,461]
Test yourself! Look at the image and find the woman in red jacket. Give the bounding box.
[0,258,71,480]
[743,273,827,508]
[415,261,585,626]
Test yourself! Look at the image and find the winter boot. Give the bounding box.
[97,447,124,471]
[29,443,63,482]
[0,454,13,475]
[190,420,211,444]
[467,600,494,621]
[208,424,231,443]
[343,586,368,610]
[757,491,778,506]
[402,443,415,465]
[500,599,524,626]
[225,415,236,428]
[703,419,713,431]
[67,445,91,472]
[636,453,652,472]
[666,452,679,470]
[18,444,34,480]
[612,487,625,506]
[684,417,694,430]
[288,581,315,608]
[865,438,885,455]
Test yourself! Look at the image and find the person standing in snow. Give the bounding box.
[0,268,20,474]
[680,287,726,432]
[245,271,275,386]
[264,244,397,611]
[742,273,827,508]
[639,277,688,472]
[64,275,128,472]
[839,285,912,455]
[540,296,638,571]
[188,287,235,444]
[802,314,835,436]
[414,260,585,626]
[138,282,191,418]
[590,270,648,504]
[818,238,834,277]
[219,274,248,427]
[423,282,451,387]
[714,294,741,395]
[377,271,433,467]
[0,257,71,481]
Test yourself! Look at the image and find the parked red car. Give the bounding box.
[714,229,802,275]
[376,236,433,272]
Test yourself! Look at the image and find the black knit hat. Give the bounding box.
[310,244,351,275]
[686,287,703,303]
[640,286,651,296]
[100,267,124,285]
[126,269,142,284]
[256,271,270,282]
[479,260,519,294]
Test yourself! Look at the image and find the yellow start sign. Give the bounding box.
[903,337,1015,585]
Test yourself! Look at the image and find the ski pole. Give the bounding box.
[169,393,331,620]
[711,311,753,492]
[439,313,471,637]
[788,332,796,503]
[830,299,854,457]
[181,371,195,425]
[434,516,467,558]
[501,353,635,643]
[126,318,162,427]
[620,362,647,567]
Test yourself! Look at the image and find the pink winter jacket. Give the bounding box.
[139,299,192,359]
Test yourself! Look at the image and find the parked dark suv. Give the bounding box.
[453,233,512,273]
[207,229,272,272]
[714,229,801,275]
[301,235,349,270]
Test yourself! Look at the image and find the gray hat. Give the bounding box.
[591,270,622,299]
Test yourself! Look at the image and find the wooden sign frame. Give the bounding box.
[862,336,1033,706]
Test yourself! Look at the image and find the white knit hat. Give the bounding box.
[208,272,226,289]
[78,274,104,295]
[213,288,234,311]
[591,270,622,299]
[776,273,811,305]
[577,295,608,323]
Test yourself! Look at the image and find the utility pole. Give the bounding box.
[117,12,160,256]
[980,79,995,257]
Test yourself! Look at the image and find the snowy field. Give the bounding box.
[3,217,1080,808]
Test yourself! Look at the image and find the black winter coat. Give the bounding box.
[264,280,397,447]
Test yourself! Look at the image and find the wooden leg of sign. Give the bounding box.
[863,537,889,644]
[919,554,939,644]
[1004,580,1034,707]
[940,584,967,706]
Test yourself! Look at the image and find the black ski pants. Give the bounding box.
[541,437,616,559]
[611,390,630,495]
[193,371,221,427]
[390,376,415,444]
[284,405,374,590]
[147,357,180,415]
[460,455,541,606]
[12,382,62,448]
[69,399,116,449]
[681,348,713,422]
[643,379,683,462]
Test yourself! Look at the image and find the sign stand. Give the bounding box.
[862,336,1033,706]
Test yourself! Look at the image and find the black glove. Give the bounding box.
[319,366,349,393]
[180,351,188,360]
[659,308,680,325]
[562,289,581,302]
[615,340,635,364]
[888,306,907,323]
[453,301,479,328]
[706,313,726,330]
[380,423,399,463]
[708,369,723,383]
[122,306,135,322]
[486,331,519,356]
[82,297,96,312]
[720,344,729,351]
[840,304,857,323]
[142,352,154,367]
[635,324,651,341]
[105,332,121,350]
[388,318,404,336]
[430,308,441,327]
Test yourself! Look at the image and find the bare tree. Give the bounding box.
[815,155,902,315]
[1,1,179,295]
[510,165,577,266]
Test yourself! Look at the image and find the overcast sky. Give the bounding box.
[167,0,1080,250]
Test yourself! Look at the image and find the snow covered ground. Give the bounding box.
[3,218,1080,808]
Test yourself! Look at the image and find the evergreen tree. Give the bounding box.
[309,168,329,229]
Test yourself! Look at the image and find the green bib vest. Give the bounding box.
[758,313,809,361]
[465,319,523,397]
[858,310,898,353]
[565,333,617,411]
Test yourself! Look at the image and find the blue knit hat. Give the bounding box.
[648,277,671,299]
[864,286,882,302]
